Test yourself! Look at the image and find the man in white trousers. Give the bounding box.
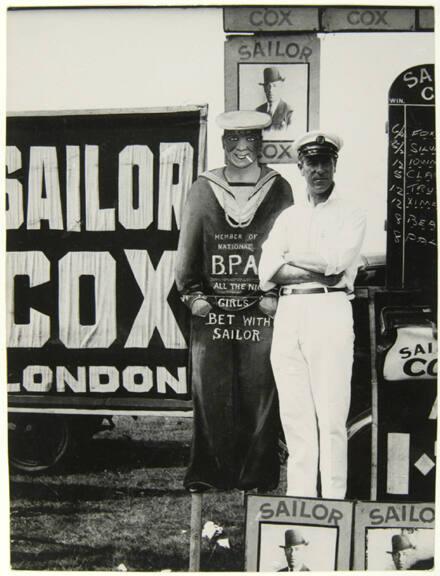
[259,130,366,499]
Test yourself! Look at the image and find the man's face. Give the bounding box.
[392,549,415,570]
[299,155,336,196]
[223,130,262,169]
[264,81,282,104]
[284,545,306,570]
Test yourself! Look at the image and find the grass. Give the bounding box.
[9,415,286,572]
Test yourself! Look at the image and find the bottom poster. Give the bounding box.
[245,495,353,571]
[353,501,435,570]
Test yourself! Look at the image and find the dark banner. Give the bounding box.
[386,64,436,292]
[6,107,207,411]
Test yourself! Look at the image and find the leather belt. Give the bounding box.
[280,286,347,296]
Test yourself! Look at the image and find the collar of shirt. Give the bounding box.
[306,185,339,209]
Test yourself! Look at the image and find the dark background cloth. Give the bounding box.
[185,305,281,490]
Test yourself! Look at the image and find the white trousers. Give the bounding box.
[270,292,354,499]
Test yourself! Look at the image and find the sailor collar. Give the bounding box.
[200,166,278,199]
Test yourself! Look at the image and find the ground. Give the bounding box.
[9,415,287,572]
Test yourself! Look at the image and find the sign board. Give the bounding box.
[373,293,437,502]
[353,501,435,570]
[322,7,415,32]
[224,6,431,33]
[418,8,434,30]
[6,106,207,412]
[225,35,320,164]
[224,6,319,32]
[244,495,353,571]
[386,64,436,291]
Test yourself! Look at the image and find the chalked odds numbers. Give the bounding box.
[386,64,436,293]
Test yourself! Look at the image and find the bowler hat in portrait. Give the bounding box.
[259,67,285,85]
[280,529,308,548]
[387,535,416,555]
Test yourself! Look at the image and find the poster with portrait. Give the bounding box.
[353,501,435,570]
[244,495,353,571]
[225,34,320,163]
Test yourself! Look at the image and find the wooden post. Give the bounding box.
[189,492,203,572]
[368,287,379,501]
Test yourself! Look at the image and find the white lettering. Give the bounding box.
[157,366,187,394]
[85,145,115,230]
[7,251,51,348]
[124,250,186,348]
[56,366,87,392]
[27,146,64,230]
[66,146,81,232]
[243,254,258,275]
[23,365,52,392]
[118,145,154,230]
[122,366,154,392]
[58,252,117,348]
[6,146,24,229]
[89,366,119,393]
[158,142,194,231]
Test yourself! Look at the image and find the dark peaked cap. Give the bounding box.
[293,130,343,162]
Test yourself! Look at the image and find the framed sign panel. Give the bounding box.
[353,501,435,570]
[373,294,437,502]
[225,35,320,163]
[6,106,207,413]
[244,495,353,571]
[223,6,320,33]
[386,64,436,292]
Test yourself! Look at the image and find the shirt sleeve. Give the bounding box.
[321,207,367,276]
[259,210,290,291]
[175,180,205,295]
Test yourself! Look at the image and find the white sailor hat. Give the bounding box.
[216,110,272,131]
[293,130,343,162]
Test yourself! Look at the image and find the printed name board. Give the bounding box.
[418,8,434,30]
[6,107,207,411]
[224,6,319,32]
[244,495,353,571]
[382,324,437,381]
[224,6,430,33]
[353,501,435,570]
[374,295,437,502]
[386,64,436,291]
[322,7,415,32]
[225,35,320,164]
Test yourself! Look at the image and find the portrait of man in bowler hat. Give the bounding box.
[256,67,294,138]
[278,529,310,572]
[387,534,434,570]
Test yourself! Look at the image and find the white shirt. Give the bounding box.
[259,187,366,297]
